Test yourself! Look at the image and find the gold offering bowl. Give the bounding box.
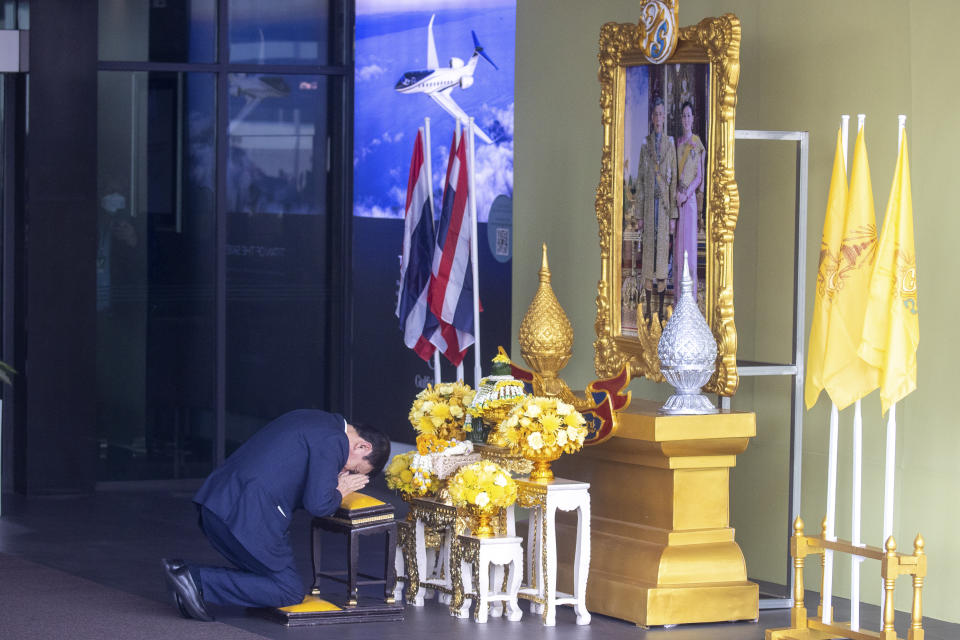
[524,445,564,483]
[465,503,501,537]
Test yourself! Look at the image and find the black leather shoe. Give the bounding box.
[161,558,191,618]
[161,558,214,622]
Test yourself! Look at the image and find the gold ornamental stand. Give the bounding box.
[767,518,927,640]
[551,399,759,627]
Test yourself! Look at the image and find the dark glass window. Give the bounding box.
[225,73,333,451]
[228,0,331,65]
[99,0,216,63]
[96,71,217,480]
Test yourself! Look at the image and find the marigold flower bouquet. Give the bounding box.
[489,395,588,482]
[408,381,476,441]
[447,461,518,537]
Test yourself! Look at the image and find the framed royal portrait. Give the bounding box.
[594,15,741,396]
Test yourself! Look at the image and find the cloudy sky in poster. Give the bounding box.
[354,0,515,222]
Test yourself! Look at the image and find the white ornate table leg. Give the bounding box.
[505,544,523,622]
[489,562,504,617]
[412,519,428,606]
[490,504,516,618]
[543,500,558,626]
[574,498,591,625]
[475,547,490,623]
[527,507,543,614]
[393,539,405,602]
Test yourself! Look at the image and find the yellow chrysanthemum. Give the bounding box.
[539,413,561,433]
[563,412,584,427]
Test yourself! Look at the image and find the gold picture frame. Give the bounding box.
[594,14,741,396]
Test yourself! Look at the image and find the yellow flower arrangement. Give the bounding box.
[489,395,589,481]
[384,451,437,497]
[408,381,476,440]
[384,451,417,497]
[447,461,518,510]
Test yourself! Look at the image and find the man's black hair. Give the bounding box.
[352,422,391,477]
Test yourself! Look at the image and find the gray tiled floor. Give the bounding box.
[0,481,953,640]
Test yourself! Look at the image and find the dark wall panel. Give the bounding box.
[17,0,99,494]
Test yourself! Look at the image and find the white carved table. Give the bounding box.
[517,477,591,626]
[453,534,524,623]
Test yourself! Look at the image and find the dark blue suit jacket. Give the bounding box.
[193,410,348,572]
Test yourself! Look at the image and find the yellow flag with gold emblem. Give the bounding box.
[858,131,918,414]
[805,128,848,410]
[822,126,880,409]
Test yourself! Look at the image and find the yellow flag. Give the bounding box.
[822,126,880,409]
[858,131,918,414]
[805,128,848,410]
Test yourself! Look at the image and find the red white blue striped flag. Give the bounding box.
[428,132,475,366]
[396,130,438,361]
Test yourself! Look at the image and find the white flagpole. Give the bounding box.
[848,113,868,631]
[449,122,463,383]
[424,117,442,386]
[851,399,864,630]
[880,112,906,623]
[822,402,839,623]
[822,114,848,624]
[467,118,482,387]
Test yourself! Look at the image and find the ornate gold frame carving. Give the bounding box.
[594,14,741,395]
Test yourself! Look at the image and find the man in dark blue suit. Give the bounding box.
[162,410,390,620]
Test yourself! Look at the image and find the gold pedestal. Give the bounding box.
[552,399,758,627]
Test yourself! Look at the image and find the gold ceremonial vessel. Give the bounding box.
[518,244,574,396]
[526,447,562,483]
[466,503,499,538]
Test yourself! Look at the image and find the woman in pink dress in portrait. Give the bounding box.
[674,101,705,299]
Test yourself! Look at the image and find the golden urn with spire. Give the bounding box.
[518,244,574,396]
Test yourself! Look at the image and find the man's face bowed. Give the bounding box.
[344,440,374,475]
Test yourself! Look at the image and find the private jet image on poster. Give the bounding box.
[354,0,514,223]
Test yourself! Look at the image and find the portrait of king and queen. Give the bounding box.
[621,62,709,337]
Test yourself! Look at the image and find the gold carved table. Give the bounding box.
[404,497,460,607]
[552,399,758,627]
[517,478,591,626]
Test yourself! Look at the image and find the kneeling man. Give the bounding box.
[162,410,390,620]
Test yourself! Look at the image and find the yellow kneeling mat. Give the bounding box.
[279,595,342,613]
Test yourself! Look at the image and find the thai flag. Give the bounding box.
[396,130,438,361]
[428,132,475,366]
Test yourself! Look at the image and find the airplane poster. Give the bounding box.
[354,0,515,222]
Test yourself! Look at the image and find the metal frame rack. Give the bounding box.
[722,129,809,610]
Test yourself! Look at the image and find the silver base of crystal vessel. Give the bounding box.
[659,390,719,415]
[659,366,719,415]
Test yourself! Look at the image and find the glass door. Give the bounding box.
[96,0,351,480]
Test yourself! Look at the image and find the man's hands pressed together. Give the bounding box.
[337,471,369,497]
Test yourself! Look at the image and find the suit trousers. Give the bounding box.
[189,506,304,608]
